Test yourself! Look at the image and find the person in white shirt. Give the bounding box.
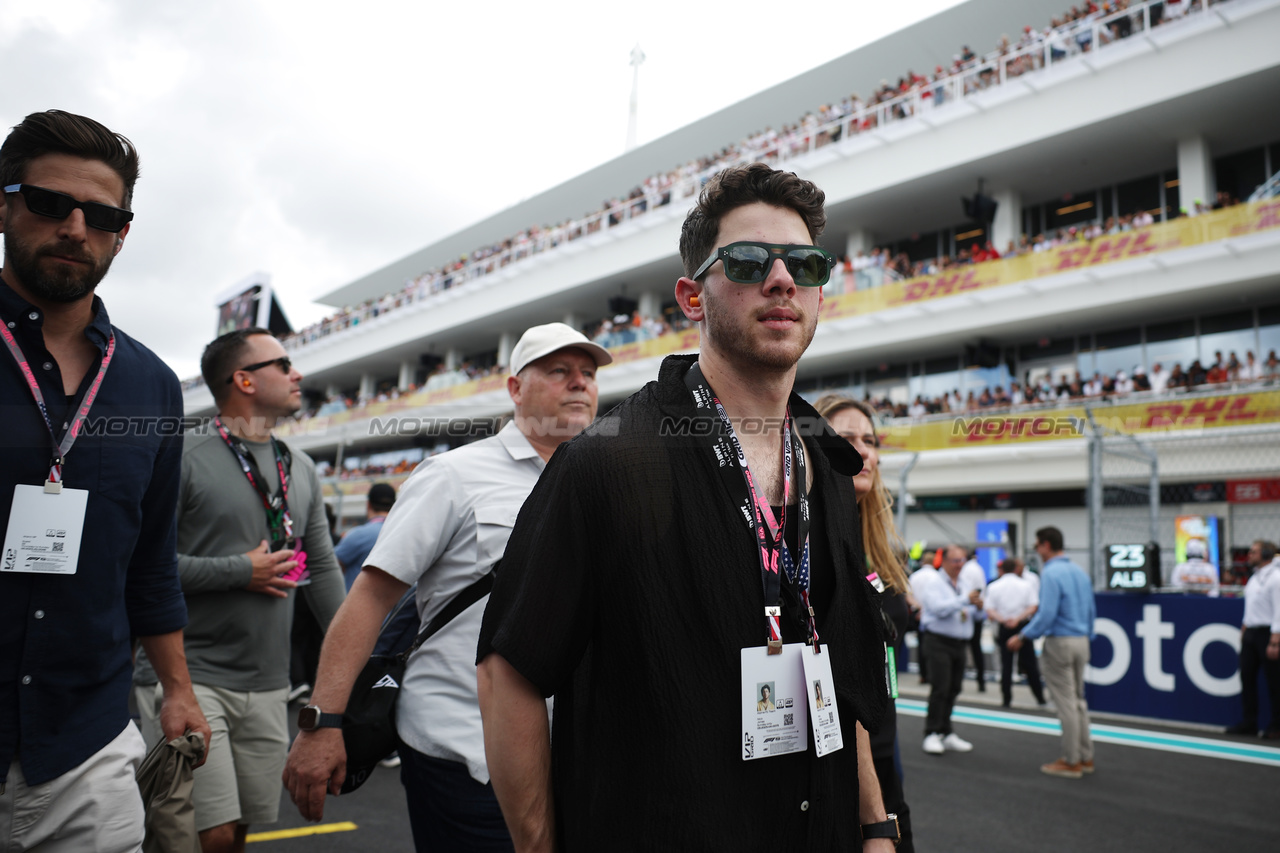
[959,554,990,693]
[918,545,981,755]
[282,323,611,848]
[1226,541,1280,738]
[1240,351,1263,382]
[1148,362,1169,395]
[985,558,1046,708]
[1112,371,1134,395]
[1168,538,1221,597]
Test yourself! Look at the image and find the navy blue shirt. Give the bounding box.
[0,281,187,785]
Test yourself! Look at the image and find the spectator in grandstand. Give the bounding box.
[1132,365,1152,392]
[1240,350,1262,381]
[1227,541,1280,738]
[1267,350,1280,379]
[1187,359,1208,386]
[333,482,397,591]
[985,557,1046,709]
[816,394,918,853]
[1169,538,1221,597]
[1113,370,1134,395]
[1007,526,1096,778]
[1166,362,1188,389]
[1207,351,1229,384]
[283,323,610,850]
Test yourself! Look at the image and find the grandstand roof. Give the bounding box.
[318,0,1067,308]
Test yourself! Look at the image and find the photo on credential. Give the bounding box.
[756,682,776,713]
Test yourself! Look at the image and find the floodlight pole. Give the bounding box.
[627,44,645,152]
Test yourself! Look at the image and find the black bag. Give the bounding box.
[340,569,496,794]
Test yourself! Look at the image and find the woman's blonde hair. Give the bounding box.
[813,394,909,594]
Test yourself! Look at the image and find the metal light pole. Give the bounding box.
[626,44,645,152]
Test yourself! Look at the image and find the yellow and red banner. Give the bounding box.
[877,389,1280,454]
[283,200,1280,431]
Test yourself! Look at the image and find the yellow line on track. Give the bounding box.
[246,821,358,842]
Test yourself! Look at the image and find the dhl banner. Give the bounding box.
[281,200,1280,434]
[824,198,1280,321]
[877,389,1280,454]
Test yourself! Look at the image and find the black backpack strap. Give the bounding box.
[396,563,498,663]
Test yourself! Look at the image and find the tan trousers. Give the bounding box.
[1041,635,1094,764]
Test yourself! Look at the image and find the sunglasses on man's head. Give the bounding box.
[693,241,835,287]
[226,356,292,384]
[3,184,134,233]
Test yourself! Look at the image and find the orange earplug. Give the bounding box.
[689,295,700,307]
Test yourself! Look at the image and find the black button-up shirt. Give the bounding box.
[0,281,187,785]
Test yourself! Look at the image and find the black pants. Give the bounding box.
[872,752,915,853]
[997,621,1045,706]
[1239,626,1280,731]
[968,619,986,689]
[923,633,966,735]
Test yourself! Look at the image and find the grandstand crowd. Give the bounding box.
[240,0,1226,370]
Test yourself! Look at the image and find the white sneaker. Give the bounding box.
[379,753,402,769]
[942,733,973,752]
[922,733,945,755]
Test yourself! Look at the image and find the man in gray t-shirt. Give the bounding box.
[135,327,344,852]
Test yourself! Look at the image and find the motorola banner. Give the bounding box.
[1085,594,1264,727]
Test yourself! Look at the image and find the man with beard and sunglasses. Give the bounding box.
[0,110,210,851]
[477,164,896,852]
[131,327,345,853]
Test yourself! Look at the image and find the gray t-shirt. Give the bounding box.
[135,427,344,691]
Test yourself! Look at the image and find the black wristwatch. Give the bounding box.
[297,704,343,731]
[862,814,900,846]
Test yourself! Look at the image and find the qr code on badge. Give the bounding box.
[784,713,794,726]
[52,541,64,553]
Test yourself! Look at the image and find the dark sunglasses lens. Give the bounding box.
[23,186,74,218]
[82,204,131,232]
[278,358,292,372]
[723,245,771,283]
[24,186,129,232]
[787,249,830,285]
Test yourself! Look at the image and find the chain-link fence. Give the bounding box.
[1089,419,1280,588]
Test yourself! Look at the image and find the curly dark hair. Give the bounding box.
[678,163,827,279]
[1,110,140,209]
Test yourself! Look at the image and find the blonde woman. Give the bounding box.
[815,394,916,853]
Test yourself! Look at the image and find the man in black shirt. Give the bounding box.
[477,164,895,852]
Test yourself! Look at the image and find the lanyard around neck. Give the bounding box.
[683,363,819,651]
[0,311,115,486]
[213,416,294,541]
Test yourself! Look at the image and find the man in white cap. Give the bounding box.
[283,322,609,851]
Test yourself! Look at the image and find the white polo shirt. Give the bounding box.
[984,573,1038,625]
[364,422,545,784]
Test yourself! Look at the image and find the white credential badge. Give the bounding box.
[3,484,88,575]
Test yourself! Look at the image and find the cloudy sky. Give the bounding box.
[1,0,962,379]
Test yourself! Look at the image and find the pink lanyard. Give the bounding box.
[0,312,115,484]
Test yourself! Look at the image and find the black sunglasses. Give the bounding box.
[4,184,134,233]
[693,241,835,287]
[226,356,292,384]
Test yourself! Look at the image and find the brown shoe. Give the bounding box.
[1080,760,1095,774]
[1040,759,1083,779]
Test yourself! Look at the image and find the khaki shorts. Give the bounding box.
[136,683,288,832]
[0,721,146,853]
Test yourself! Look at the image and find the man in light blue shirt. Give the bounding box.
[918,545,983,755]
[1009,526,1096,779]
[334,482,396,590]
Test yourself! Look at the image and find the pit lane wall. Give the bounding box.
[1086,593,1266,727]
